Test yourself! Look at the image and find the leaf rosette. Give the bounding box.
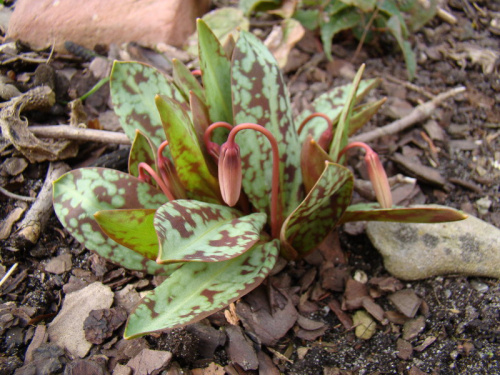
[53,20,466,338]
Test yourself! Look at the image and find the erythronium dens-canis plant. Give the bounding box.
[52,20,466,339]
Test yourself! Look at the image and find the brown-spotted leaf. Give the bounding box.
[125,237,279,338]
[340,203,468,224]
[155,200,267,263]
[94,208,160,261]
[156,95,221,204]
[110,61,186,147]
[280,162,353,258]
[53,168,173,275]
[232,30,303,217]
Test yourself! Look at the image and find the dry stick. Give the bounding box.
[350,86,466,144]
[29,125,131,145]
[15,162,70,246]
[0,263,18,289]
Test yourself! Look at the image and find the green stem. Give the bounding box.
[79,77,110,101]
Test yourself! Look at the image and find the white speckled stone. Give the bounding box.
[366,215,500,280]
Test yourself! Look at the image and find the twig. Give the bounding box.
[29,125,131,145]
[437,7,457,24]
[15,162,70,246]
[0,186,36,202]
[350,86,466,143]
[384,75,435,100]
[0,263,18,289]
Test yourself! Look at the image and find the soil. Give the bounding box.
[0,1,499,374]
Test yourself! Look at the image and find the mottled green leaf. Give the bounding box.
[52,168,172,275]
[340,203,468,223]
[232,30,303,217]
[347,98,387,136]
[198,19,234,125]
[94,209,159,261]
[340,0,377,12]
[330,64,366,160]
[239,0,281,15]
[280,162,353,258]
[296,79,380,144]
[172,58,205,103]
[155,200,267,263]
[110,61,186,147]
[190,91,219,174]
[387,15,416,80]
[125,238,279,338]
[128,129,157,180]
[156,95,221,204]
[321,8,361,59]
[187,8,249,56]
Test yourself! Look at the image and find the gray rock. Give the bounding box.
[366,215,500,280]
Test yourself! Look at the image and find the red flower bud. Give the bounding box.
[218,142,242,207]
[365,149,392,209]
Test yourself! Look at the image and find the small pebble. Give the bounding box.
[470,280,489,293]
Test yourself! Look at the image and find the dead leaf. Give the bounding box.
[445,43,499,74]
[265,18,305,68]
[0,204,27,240]
[0,86,78,163]
[353,310,377,340]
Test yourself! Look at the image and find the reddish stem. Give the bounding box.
[204,121,233,160]
[138,162,175,201]
[337,141,372,160]
[227,123,283,239]
[297,113,333,151]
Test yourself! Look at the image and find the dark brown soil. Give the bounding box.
[1,1,499,374]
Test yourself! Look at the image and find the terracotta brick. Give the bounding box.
[7,0,210,52]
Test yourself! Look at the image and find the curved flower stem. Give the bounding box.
[156,140,186,199]
[339,142,392,209]
[297,112,332,135]
[191,69,202,76]
[138,162,175,201]
[338,141,372,159]
[227,123,283,239]
[204,121,233,160]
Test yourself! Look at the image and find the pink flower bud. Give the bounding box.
[365,149,392,209]
[218,142,242,207]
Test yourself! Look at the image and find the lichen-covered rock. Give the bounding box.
[366,214,500,280]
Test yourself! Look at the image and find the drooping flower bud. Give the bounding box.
[218,142,242,207]
[365,149,393,209]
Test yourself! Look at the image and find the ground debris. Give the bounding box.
[126,348,172,375]
[83,307,127,345]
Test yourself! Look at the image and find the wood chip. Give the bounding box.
[126,349,172,375]
[414,336,436,352]
[387,289,422,318]
[328,300,353,330]
[391,153,447,187]
[396,338,413,360]
[44,253,72,275]
[402,316,426,341]
[236,286,298,346]
[225,325,258,371]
